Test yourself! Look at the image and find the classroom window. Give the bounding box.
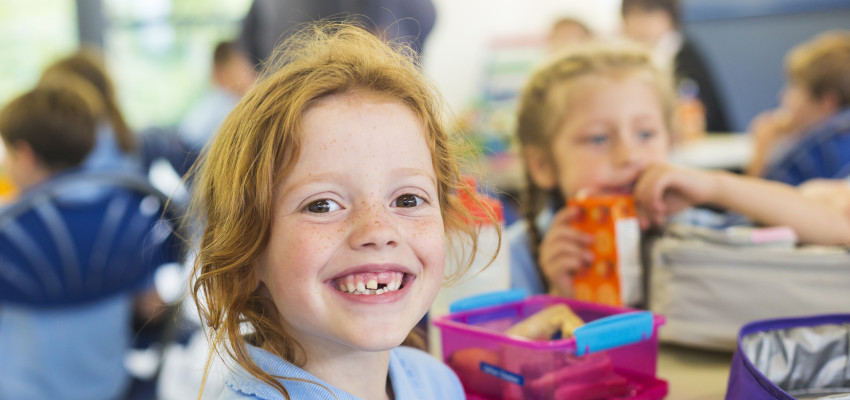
[103,0,251,129]
[0,0,78,108]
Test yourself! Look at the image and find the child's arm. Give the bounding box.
[539,207,594,297]
[799,179,850,220]
[634,163,850,245]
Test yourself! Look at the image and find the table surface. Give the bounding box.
[668,133,753,171]
[656,343,734,400]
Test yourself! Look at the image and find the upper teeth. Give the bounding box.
[335,271,404,295]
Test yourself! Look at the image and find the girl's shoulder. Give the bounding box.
[220,345,358,400]
[389,346,465,400]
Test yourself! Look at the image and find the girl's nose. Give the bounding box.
[348,204,399,250]
[613,139,640,167]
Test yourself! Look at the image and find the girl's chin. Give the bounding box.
[347,333,412,353]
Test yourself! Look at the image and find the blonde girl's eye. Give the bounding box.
[586,134,609,146]
[393,194,426,208]
[637,130,655,141]
[304,199,341,214]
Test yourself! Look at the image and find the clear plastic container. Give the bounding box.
[433,295,667,400]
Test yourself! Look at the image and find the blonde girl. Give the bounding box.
[191,22,492,399]
[507,43,674,302]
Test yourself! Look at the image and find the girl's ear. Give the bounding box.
[7,141,40,173]
[523,145,558,190]
[817,90,841,115]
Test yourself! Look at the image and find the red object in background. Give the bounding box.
[458,177,504,225]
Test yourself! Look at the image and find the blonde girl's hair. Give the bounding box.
[40,47,136,153]
[786,30,850,108]
[190,21,497,398]
[515,42,674,292]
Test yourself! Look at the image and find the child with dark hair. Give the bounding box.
[179,40,257,153]
[621,0,730,134]
[1,79,98,190]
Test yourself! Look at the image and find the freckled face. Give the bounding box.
[256,92,445,356]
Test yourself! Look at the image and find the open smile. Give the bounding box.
[326,266,416,297]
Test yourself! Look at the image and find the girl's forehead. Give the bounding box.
[310,89,405,112]
[551,72,663,112]
[298,95,431,159]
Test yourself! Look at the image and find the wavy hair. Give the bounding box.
[189,22,497,398]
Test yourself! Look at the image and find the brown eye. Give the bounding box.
[305,199,340,213]
[394,194,423,208]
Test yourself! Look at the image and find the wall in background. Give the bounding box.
[422,0,621,114]
[684,1,850,132]
[424,0,850,133]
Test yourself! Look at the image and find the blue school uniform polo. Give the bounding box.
[220,344,465,399]
[763,107,850,185]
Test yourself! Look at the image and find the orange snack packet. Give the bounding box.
[567,195,641,306]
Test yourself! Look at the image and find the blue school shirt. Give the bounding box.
[179,86,239,152]
[84,124,143,175]
[0,295,133,399]
[220,344,465,399]
[507,207,553,296]
[763,107,850,186]
[0,169,180,399]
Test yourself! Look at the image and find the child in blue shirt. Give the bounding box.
[189,22,494,399]
[747,30,850,184]
[0,78,126,399]
[508,43,674,302]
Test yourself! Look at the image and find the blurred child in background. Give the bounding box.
[0,80,97,195]
[621,0,730,137]
[179,40,256,154]
[547,17,593,54]
[508,43,673,302]
[40,48,142,175]
[747,30,850,185]
[190,23,494,399]
[0,81,119,399]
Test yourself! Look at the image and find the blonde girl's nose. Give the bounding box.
[613,138,640,167]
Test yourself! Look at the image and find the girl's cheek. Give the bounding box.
[410,217,444,241]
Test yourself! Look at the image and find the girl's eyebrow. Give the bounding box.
[282,171,346,193]
[391,167,437,183]
[282,168,436,194]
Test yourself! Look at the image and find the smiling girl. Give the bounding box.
[190,23,491,399]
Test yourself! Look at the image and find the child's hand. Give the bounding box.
[539,206,594,297]
[800,179,850,221]
[750,110,793,149]
[633,163,719,228]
